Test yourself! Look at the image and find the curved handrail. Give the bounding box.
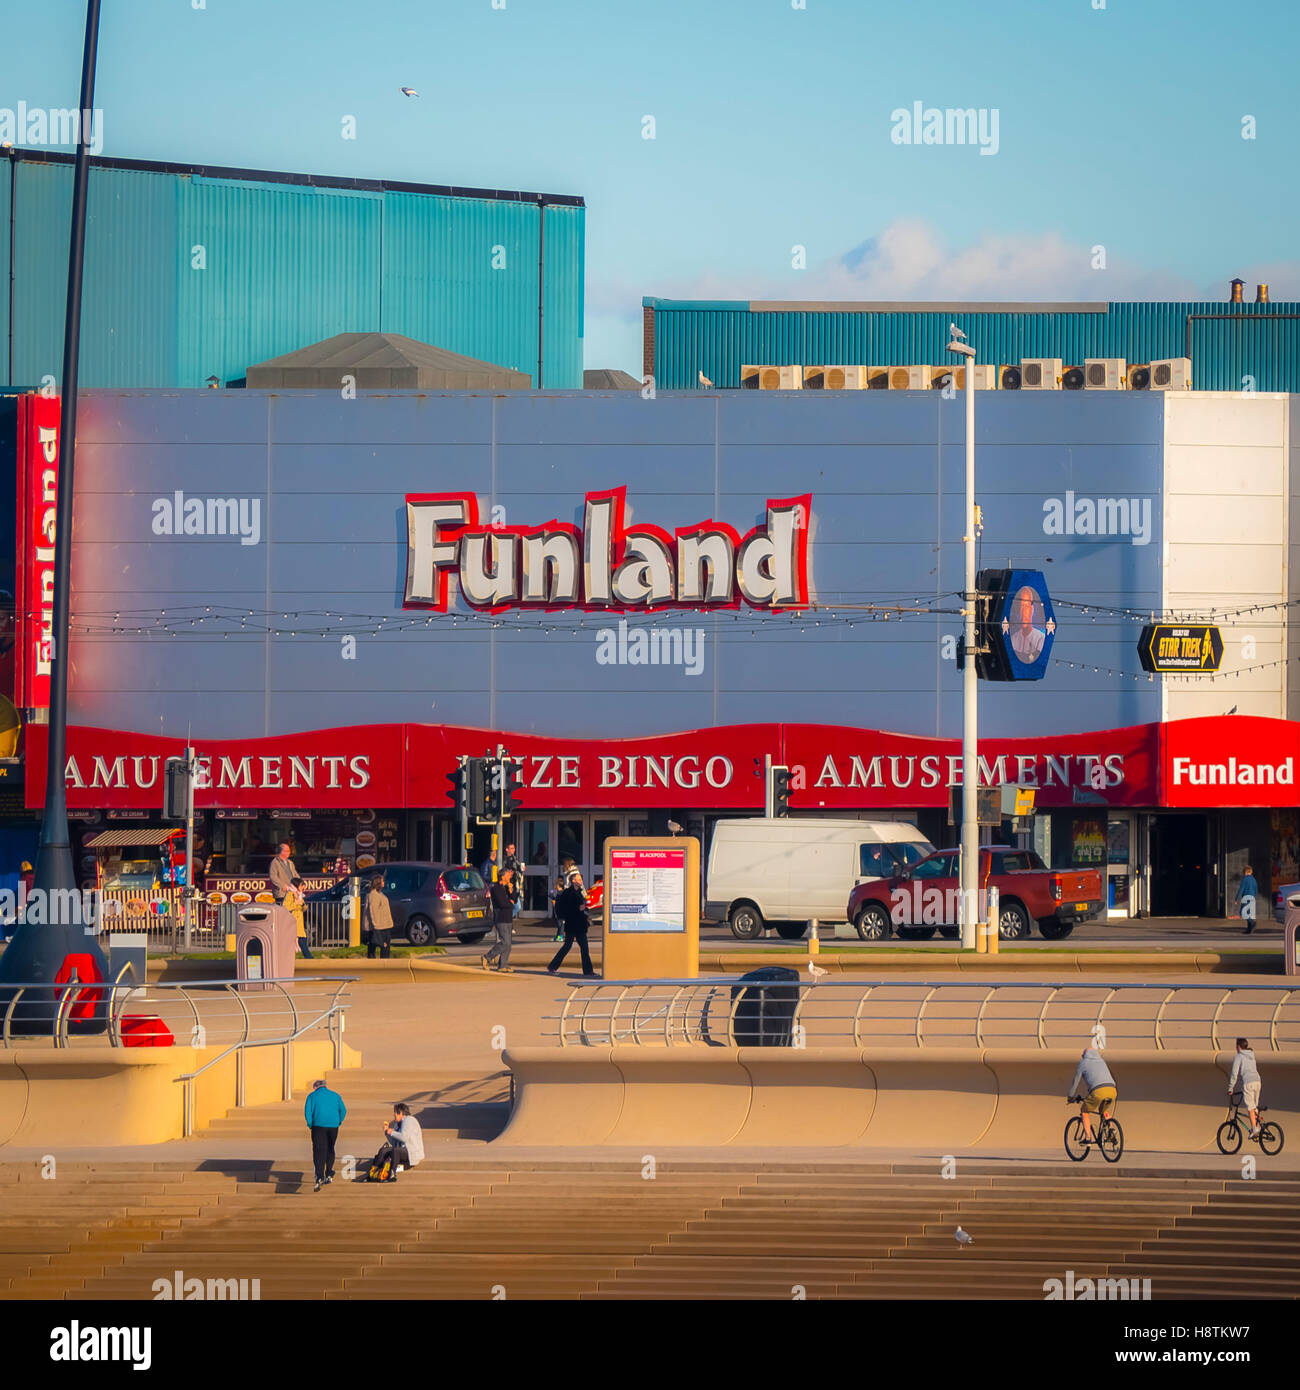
[547,978,1300,1052]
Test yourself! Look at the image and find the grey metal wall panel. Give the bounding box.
[66,389,1166,741]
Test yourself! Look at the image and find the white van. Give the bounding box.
[706,817,934,939]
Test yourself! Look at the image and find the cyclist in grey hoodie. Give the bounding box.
[1068,1046,1118,1144]
[1228,1037,1262,1137]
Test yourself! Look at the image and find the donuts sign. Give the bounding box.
[404,487,812,613]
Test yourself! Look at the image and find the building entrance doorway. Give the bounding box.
[1148,814,1213,916]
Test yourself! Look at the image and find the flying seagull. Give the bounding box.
[698,370,713,389]
[400,87,419,98]
[955,1226,974,1247]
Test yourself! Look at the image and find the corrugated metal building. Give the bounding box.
[643,296,1300,393]
[1,148,585,389]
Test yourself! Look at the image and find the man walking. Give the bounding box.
[304,1078,347,1191]
[483,867,516,972]
[365,874,394,960]
[270,842,312,958]
[1236,864,1259,936]
[547,870,596,977]
[480,848,498,883]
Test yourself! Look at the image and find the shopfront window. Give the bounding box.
[208,811,399,886]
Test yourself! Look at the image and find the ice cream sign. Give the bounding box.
[403,487,811,612]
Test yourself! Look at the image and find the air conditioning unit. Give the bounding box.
[741,365,802,390]
[932,364,998,391]
[1019,358,1063,390]
[1150,356,1192,390]
[999,364,1023,390]
[866,366,891,390]
[1084,358,1127,390]
[1061,365,1086,391]
[1127,364,1151,391]
[805,364,867,390]
[886,365,929,390]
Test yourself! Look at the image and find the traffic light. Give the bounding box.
[163,757,188,821]
[481,755,501,822]
[467,758,489,821]
[771,765,792,817]
[502,757,525,815]
[446,760,465,813]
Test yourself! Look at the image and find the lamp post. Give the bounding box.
[0,0,107,1022]
[947,330,980,952]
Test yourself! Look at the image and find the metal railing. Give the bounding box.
[165,976,355,1137]
[2,973,353,1048]
[98,888,225,947]
[549,978,1300,1052]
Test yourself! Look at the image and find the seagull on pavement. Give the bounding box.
[955,1226,974,1247]
[698,370,713,389]
[807,959,827,980]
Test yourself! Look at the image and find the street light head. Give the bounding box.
[947,340,975,359]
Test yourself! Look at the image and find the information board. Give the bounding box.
[608,847,687,933]
[599,836,700,979]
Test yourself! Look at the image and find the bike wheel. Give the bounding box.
[1259,1122,1285,1157]
[1099,1116,1124,1163]
[1216,1120,1243,1155]
[1064,1115,1089,1161]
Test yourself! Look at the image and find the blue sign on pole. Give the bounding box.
[976,568,1055,681]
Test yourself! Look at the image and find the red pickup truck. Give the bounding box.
[845,846,1103,942]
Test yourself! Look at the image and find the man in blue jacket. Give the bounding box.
[1235,865,1259,936]
[304,1078,347,1191]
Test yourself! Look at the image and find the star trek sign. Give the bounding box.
[403,487,812,613]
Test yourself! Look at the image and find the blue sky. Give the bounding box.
[2,0,1296,374]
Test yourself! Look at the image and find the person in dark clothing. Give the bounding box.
[548,871,596,977]
[502,843,523,906]
[483,867,516,972]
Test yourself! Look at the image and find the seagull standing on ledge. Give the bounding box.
[698,370,713,389]
[955,1226,974,1247]
[807,959,827,981]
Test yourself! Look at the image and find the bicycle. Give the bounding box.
[1216,1100,1284,1156]
[1064,1096,1124,1163]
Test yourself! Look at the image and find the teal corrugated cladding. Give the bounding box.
[650,300,1300,392]
[176,175,382,387]
[5,154,584,389]
[381,191,538,382]
[541,202,584,391]
[12,161,177,387]
[0,163,9,381]
[381,193,583,388]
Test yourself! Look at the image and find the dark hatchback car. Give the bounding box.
[305,862,492,946]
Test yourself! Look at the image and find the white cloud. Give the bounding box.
[589,216,1300,324]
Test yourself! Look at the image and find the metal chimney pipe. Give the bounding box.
[1230,278,1245,303]
[1256,284,1269,304]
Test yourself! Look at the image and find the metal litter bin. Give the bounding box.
[731,965,801,1047]
[234,903,297,990]
[1285,894,1300,977]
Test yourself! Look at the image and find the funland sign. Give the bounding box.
[403,488,811,612]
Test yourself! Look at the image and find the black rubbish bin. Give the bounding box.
[730,966,802,1047]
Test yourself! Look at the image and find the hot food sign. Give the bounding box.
[403,487,811,612]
